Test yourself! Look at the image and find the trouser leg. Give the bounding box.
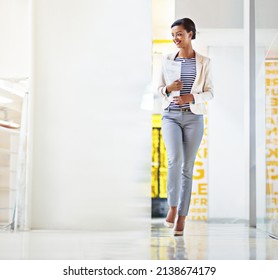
[162,113,183,207]
[178,114,204,216]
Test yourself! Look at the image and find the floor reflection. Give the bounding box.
[151,220,210,260]
[151,223,188,260]
[151,219,278,260]
[0,219,277,259]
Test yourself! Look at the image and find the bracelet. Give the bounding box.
[165,87,170,97]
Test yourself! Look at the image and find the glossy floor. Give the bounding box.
[151,219,278,260]
[0,220,277,260]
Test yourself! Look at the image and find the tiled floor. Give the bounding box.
[0,219,277,260]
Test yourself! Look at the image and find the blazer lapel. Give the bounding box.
[192,52,203,91]
[169,50,179,61]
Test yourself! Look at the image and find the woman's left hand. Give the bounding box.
[173,94,194,105]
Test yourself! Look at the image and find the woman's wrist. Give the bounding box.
[165,86,171,97]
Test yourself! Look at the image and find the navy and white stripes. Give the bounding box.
[169,57,196,109]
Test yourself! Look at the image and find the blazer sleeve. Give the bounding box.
[192,58,214,104]
[157,56,170,98]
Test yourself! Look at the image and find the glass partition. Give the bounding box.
[256,0,278,238]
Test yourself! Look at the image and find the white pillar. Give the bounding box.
[29,0,152,231]
[244,0,256,227]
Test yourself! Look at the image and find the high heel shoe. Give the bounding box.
[164,221,174,228]
[174,220,185,236]
[174,230,184,236]
[164,208,177,228]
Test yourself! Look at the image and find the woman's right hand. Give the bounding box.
[166,80,183,93]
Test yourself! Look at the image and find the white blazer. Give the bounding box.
[158,50,214,115]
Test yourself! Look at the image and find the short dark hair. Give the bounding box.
[171,18,196,40]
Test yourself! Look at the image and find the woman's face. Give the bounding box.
[171,25,192,48]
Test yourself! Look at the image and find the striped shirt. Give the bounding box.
[169,57,196,109]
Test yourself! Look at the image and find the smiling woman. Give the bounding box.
[157,17,214,236]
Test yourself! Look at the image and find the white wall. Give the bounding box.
[0,0,29,78]
[208,47,248,220]
[30,0,152,230]
[152,0,175,39]
[175,0,243,28]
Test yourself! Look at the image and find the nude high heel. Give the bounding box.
[164,207,177,229]
[174,230,184,236]
[174,218,185,236]
[164,221,174,228]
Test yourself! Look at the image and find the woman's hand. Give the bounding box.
[166,80,183,93]
[173,94,194,105]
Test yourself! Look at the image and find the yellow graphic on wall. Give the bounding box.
[152,114,208,221]
[265,60,278,220]
[151,115,167,199]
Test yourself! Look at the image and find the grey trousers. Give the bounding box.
[162,110,204,216]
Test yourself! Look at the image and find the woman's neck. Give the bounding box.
[178,47,195,58]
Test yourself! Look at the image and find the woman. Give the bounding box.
[158,18,214,236]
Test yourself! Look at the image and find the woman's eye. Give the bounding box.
[172,33,182,38]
